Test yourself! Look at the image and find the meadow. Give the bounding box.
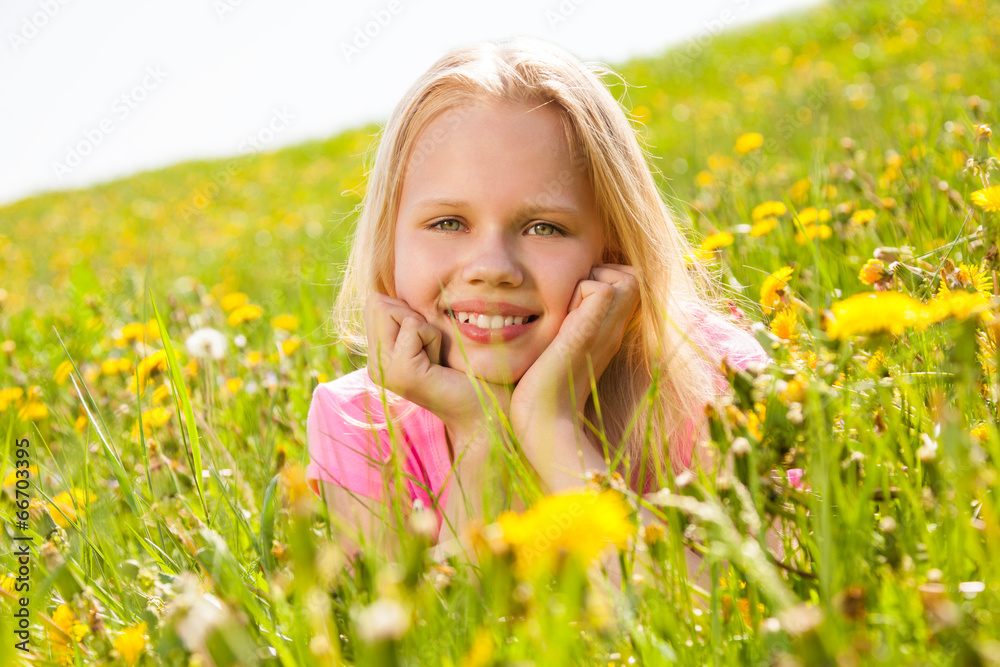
[1,0,999,664]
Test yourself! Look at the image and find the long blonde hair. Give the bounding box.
[333,37,729,491]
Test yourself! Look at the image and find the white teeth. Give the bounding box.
[454,312,533,329]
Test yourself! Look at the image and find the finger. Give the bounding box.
[567,278,614,313]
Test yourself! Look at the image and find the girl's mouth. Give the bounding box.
[446,310,539,329]
[445,310,539,343]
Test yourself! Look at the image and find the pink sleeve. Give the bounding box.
[305,382,390,500]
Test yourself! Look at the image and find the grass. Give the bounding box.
[1,0,1000,664]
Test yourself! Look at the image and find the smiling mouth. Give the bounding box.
[446,310,539,330]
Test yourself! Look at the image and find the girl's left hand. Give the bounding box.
[509,264,640,436]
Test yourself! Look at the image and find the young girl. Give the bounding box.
[305,37,768,554]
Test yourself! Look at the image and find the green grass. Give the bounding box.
[1,0,1000,664]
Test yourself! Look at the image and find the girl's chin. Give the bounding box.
[445,355,526,385]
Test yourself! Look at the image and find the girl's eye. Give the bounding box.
[431,218,464,232]
[526,222,564,237]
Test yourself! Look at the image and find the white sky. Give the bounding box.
[0,0,823,206]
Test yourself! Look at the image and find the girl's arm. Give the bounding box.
[321,481,401,564]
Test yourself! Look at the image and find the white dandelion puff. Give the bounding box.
[184,328,228,360]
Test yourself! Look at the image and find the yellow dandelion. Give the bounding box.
[121,322,147,344]
[795,207,829,226]
[228,304,264,327]
[707,154,735,171]
[971,424,989,442]
[850,209,877,225]
[825,292,929,340]
[760,266,794,314]
[49,603,88,664]
[770,308,798,340]
[867,349,887,373]
[971,186,1000,212]
[280,336,302,356]
[695,170,714,187]
[245,351,263,367]
[55,360,74,385]
[735,132,764,154]
[928,290,993,324]
[114,622,147,667]
[146,318,161,340]
[50,489,96,528]
[0,387,24,411]
[18,402,48,421]
[683,249,715,265]
[75,415,88,432]
[955,263,994,296]
[795,224,832,244]
[225,377,242,394]
[498,489,635,576]
[138,350,167,378]
[3,465,37,487]
[221,292,249,312]
[750,217,778,237]
[822,184,838,200]
[1,573,15,592]
[859,259,888,285]
[132,406,172,441]
[789,178,811,204]
[271,314,299,332]
[699,231,735,252]
[152,383,172,405]
[752,201,787,220]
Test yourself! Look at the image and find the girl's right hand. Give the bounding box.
[364,293,510,440]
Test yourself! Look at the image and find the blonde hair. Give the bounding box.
[333,37,730,491]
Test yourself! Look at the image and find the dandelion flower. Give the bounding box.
[0,387,24,411]
[228,304,263,327]
[132,406,172,441]
[750,217,778,237]
[789,178,811,204]
[280,336,302,356]
[114,623,147,667]
[271,314,299,332]
[760,266,794,314]
[699,231,735,252]
[770,308,798,340]
[18,402,48,421]
[50,603,88,664]
[735,132,764,154]
[498,489,635,575]
[858,259,888,285]
[185,327,228,360]
[221,292,249,312]
[850,209,877,225]
[752,201,787,220]
[55,360,74,385]
[825,292,929,340]
[970,186,1000,212]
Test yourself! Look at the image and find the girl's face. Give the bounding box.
[393,100,604,384]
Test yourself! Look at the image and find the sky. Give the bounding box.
[0,0,824,207]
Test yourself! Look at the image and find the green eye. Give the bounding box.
[528,223,561,236]
[433,219,463,231]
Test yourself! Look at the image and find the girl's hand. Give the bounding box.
[364,293,511,441]
[510,264,640,436]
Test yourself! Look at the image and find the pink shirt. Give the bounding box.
[305,308,772,532]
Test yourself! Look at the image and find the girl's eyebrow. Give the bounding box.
[412,196,581,217]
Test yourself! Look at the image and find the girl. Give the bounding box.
[305,37,768,555]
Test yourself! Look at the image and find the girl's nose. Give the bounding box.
[460,234,523,287]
